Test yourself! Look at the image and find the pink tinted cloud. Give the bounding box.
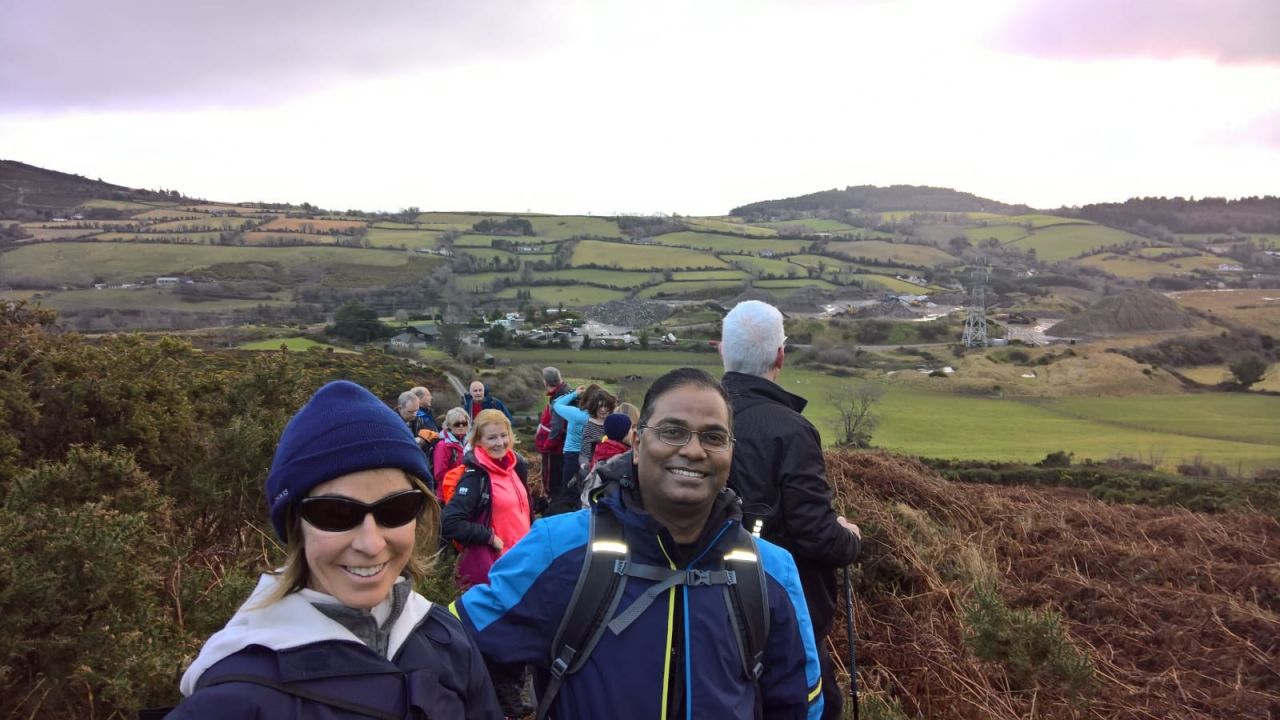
[0,0,563,112]
[993,0,1280,65]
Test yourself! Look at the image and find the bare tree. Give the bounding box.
[831,382,884,448]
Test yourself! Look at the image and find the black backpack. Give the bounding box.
[536,504,770,720]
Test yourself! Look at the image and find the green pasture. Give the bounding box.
[413,212,496,227]
[683,218,777,237]
[78,199,162,211]
[755,278,836,290]
[880,211,1002,223]
[454,272,514,292]
[851,274,934,293]
[1133,245,1186,258]
[1000,214,1084,228]
[495,285,627,306]
[1180,233,1280,248]
[453,234,561,248]
[723,255,803,277]
[93,231,227,244]
[1009,224,1148,263]
[824,240,955,267]
[527,216,622,240]
[131,209,206,221]
[23,288,291,312]
[365,228,442,250]
[371,222,416,229]
[546,269,657,287]
[756,218,859,233]
[1077,252,1224,280]
[672,270,749,281]
[456,248,553,265]
[491,356,1280,471]
[651,231,811,255]
[1181,366,1280,392]
[1043,394,1280,447]
[637,280,743,298]
[238,337,354,352]
[18,226,100,240]
[0,242,417,285]
[148,217,258,232]
[572,240,727,270]
[965,224,1029,244]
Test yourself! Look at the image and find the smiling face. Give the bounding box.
[634,385,732,520]
[302,468,416,609]
[475,418,512,460]
[469,382,485,403]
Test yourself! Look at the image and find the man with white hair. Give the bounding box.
[720,300,862,720]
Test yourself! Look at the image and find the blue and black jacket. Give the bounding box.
[453,480,824,720]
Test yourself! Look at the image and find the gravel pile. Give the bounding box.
[586,299,672,327]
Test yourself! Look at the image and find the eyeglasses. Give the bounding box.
[638,424,734,452]
[298,489,426,533]
[451,421,469,428]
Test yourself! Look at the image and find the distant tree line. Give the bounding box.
[1062,196,1280,234]
[472,217,534,236]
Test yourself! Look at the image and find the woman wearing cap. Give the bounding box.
[168,380,502,720]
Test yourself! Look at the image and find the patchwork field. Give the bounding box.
[637,279,743,298]
[1009,224,1148,262]
[494,285,627,305]
[148,217,259,232]
[0,242,417,285]
[571,239,728,269]
[650,231,811,254]
[965,224,1029,244]
[23,288,291,312]
[258,217,367,233]
[364,227,442,249]
[683,218,777,236]
[824,240,956,267]
[1168,289,1280,335]
[725,255,803,277]
[1077,251,1225,280]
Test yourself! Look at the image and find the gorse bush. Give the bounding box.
[0,301,444,718]
[963,585,1095,702]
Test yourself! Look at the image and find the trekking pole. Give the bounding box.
[843,565,859,720]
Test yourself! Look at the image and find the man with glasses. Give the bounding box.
[720,301,862,720]
[452,367,824,719]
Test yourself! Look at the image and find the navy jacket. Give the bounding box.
[454,482,824,720]
[462,386,513,422]
[169,576,502,720]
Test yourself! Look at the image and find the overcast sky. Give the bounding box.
[2,0,1277,215]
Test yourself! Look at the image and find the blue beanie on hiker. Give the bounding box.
[266,380,431,541]
[603,412,632,442]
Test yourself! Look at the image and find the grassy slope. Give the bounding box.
[824,240,955,267]
[1011,224,1148,262]
[571,239,729,269]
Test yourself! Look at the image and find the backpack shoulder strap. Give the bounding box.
[536,507,630,720]
[724,526,770,688]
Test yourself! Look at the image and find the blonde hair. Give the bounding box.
[259,471,440,607]
[616,402,640,424]
[468,408,515,454]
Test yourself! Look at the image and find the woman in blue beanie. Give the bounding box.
[168,380,503,720]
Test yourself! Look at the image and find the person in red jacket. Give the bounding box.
[590,412,631,469]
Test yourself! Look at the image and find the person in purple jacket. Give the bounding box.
[167,380,501,720]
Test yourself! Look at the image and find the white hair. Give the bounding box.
[720,300,785,377]
[396,391,419,410]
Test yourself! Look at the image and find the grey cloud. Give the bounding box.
[0,0,565,111]
[992,0,1280,64]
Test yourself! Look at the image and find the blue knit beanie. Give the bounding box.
[266,380,430,541]
[603,413,632,442]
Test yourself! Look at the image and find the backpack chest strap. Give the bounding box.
[606,561,737,635]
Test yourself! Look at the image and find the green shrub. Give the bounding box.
[963,585,1095,702]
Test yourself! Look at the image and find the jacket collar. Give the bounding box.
[722,370,807,413]
[179,574,432,696]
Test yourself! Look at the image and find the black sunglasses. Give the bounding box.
[298,489,426,533]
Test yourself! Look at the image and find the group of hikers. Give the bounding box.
[164,300,863,720]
